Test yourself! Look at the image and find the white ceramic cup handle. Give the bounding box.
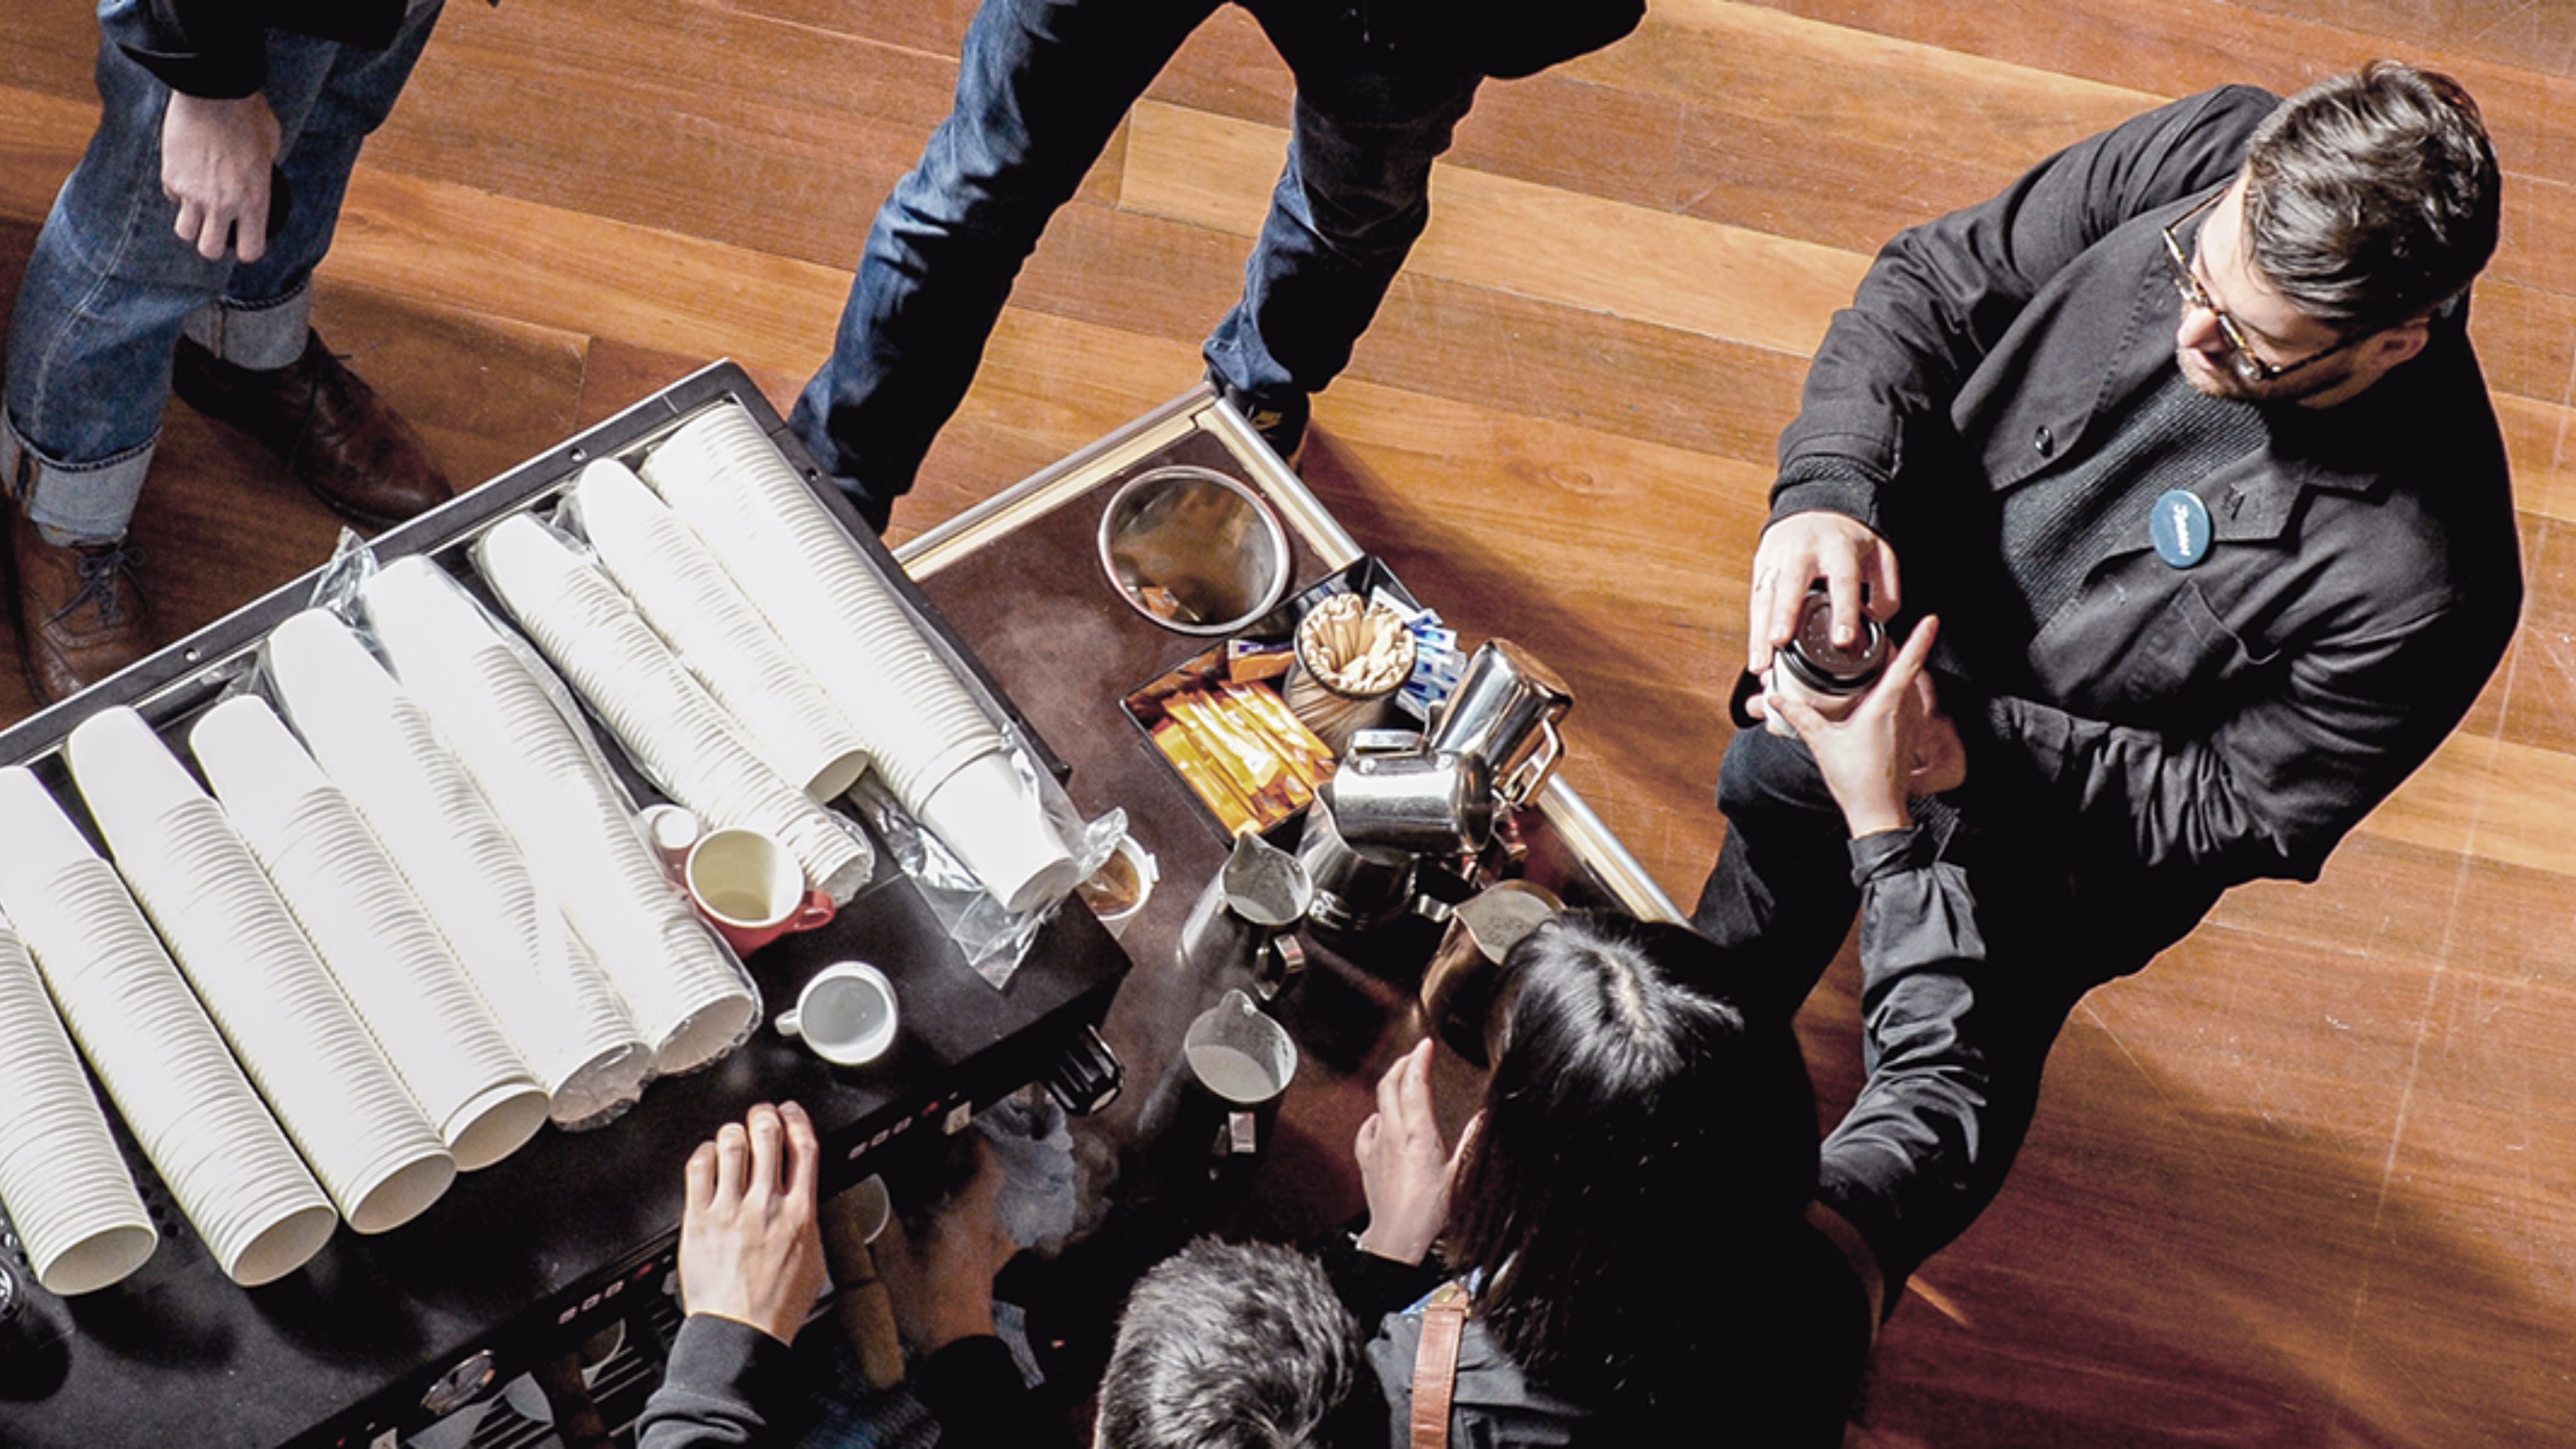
[775,1009,803,1040]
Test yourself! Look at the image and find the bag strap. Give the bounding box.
[1409,1282,1472,1449]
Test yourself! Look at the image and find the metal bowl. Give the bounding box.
[1096,465,1292,635]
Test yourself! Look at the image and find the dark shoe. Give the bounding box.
[11,518,152,704]
[1211,377,1309,466]
[172,330,452,527]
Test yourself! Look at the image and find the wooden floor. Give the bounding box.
[4,2,2573,1444]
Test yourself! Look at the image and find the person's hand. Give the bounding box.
[1748,511,1901,674]
[880,1138,1020,1353]
[1769,615,1950,837]
[1904,670,1967,796]
[162,92,280,262]
[1353,1039,1470,1265]
[677,1101,828,1345]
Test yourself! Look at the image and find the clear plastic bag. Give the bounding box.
[850,725,1123,989]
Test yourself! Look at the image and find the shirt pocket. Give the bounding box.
[2040,579,2270,725]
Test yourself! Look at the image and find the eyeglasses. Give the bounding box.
[2161,192,2358,386]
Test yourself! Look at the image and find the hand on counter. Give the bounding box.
[676,1101,828,1346]
[878,1135,1020,1356]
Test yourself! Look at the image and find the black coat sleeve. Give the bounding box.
[104,0,411,99]
[635,1315,805,1449]
[106,0,271,99]
[1813,826,1996,1292]
[908,1335,1055,1448]
[1770,85,2279,532]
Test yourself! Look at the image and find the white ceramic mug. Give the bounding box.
[686,826,833,956]
[776,962,898,1067]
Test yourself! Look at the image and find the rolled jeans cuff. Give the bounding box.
[180,282,314,372]
[4,414,152,545]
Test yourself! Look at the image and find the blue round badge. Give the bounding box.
[2150,487,2213,569]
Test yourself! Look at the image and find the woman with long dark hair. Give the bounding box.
[1342,616,1986,1445]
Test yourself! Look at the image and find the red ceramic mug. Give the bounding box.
[684,826,835,956]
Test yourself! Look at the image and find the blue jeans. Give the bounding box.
[787,0,1481,529]
[2,0,443,543]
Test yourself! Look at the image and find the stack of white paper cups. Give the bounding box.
[364,559,757,1075]
[67,708,455,1235]
[474,514,874,904]
[191,696,550,1171]
[0,765,335,1286]
[265,609,652,1128]
[0,906,157,1294]
[640,404,1077,913]
[575,459,871,800]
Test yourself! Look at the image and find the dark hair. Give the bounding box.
[1096,1239,1374,1449]
[2241,60,2501,332]
[1442,912,1821,1397]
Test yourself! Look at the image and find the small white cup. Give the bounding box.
[640,804,701,878]
[1076,833,1158,938]
[776,962,898,1067]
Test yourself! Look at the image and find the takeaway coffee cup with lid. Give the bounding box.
[775,962,899,1067]
[1776,585,1889,699]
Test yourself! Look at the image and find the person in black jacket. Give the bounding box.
[785,0,1647,532]
[3,0,453,703]
[638,1102,1054,1449]
[1699,62,2519,1288]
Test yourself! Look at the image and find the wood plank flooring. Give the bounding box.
[4,2,2573,1444]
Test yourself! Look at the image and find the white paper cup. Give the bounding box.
[67,706,457,1238]
[0,917,157,1294]
[267,609,656,1128]
[774,962,898,1067]
[915,751,1079,915]
[191,695,550,1174]
[576,459,874,799]
[1075,833,1158,937]
[638,405,1003,806]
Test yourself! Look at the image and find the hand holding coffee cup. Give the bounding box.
[1766,614,1950,837]
[1744,513,1901,677]
[687,826,835,957]
[775,962,899,1067]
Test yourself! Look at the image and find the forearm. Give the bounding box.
[636,1315,803,1449]
[1320,1229,1448,1323]
[1816,828,1998,1292]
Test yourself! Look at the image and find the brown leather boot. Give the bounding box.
[171,330,453,528]
[11,515,153,704]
